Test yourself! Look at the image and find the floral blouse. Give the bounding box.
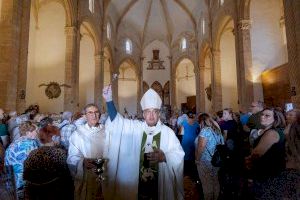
[5,137,39,189]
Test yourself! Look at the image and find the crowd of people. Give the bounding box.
[0,89,299,200]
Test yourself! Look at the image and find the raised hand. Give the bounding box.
[102,84,112,102]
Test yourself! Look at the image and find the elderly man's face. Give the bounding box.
[143,108,160,127]
[85,106,100,127]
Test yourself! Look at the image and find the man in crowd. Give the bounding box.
[67,103,106,200]
[102,85,184,200]
[59,111,76,150]
[245,101,264,132]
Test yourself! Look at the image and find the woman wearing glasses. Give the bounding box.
[245,108,286,199]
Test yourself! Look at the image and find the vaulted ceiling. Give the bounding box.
[107,0,203,48]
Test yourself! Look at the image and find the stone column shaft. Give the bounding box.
[64,26,79,112]
[94,53,104,110]
[169,56,176,111]
[235,19,254,111]
[211,49,222,112]
[284,0,300,106]
[0,0,30,111]
[199,65,206,112]
[194,64,201,113]
[17,0,31,112]
[136,57,144,115]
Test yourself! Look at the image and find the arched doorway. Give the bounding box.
[79,23,96,109]
[219,18,238,111]
[118,59,138,117]
[176,58,196,113]
[27,2,66,113]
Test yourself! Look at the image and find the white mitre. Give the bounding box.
[140,88,162,110]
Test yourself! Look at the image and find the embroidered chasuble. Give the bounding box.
[138,131,161,199]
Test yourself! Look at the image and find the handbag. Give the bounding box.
[205,130,228,167]
[211,144,228,167]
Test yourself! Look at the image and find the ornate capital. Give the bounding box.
[238,20,252,30]
[65,26,77,35]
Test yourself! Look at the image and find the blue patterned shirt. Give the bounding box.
[5,137,39,189]
[195,127,224,162]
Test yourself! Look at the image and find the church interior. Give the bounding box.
[0,0,300,199]
[0,0,299,115]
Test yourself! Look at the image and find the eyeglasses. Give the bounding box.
[86,111,100,115]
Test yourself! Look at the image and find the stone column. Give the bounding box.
[194,63,201,113]
[94,52,104,110]
[136,56,144,115]
[168,56,176,111]
[235,19,254,111]
[284,0,300,106]
[16,0,31,112]
[211,49,222,112]
[64,26,79,112]
[112,66,119,109]
[0,0,31,111]
[199,65,206,112]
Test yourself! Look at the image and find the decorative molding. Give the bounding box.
[238,19,252,30]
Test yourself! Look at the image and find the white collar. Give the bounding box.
[84,123,103,133]
[144,120,162,136]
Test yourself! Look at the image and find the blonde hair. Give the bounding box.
[19,121,36,136]
[198,113,221,134]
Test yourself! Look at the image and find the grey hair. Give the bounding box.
[62,111,73,121]
[83,103,99,114]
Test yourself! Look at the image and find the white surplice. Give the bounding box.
[67,123,106,200]
[103,114,184,200]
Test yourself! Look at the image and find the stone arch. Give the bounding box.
[118,57,138,77]
[213,15,235,50]
[80,18,100,53]
[27,1,68,112]
[199,40,211,66]
[32,0,75,27]
[174,55,195,71]
[118,58,138,115]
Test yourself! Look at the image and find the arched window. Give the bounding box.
[181,38,187,51]
[125,39,132,54]
[89,0,94,13]
[219,0,224,6]
[107,22,111,39]
[202,18,205,35]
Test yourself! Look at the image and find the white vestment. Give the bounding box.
[103,114,184,200]
[67,123,106,200]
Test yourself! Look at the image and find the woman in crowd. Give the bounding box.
[4,121,40,199]
[245,107,286,199]
[195,113,224,200]
[23,146,73,200]
[284,108,300,135]
[0,108,9,148]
